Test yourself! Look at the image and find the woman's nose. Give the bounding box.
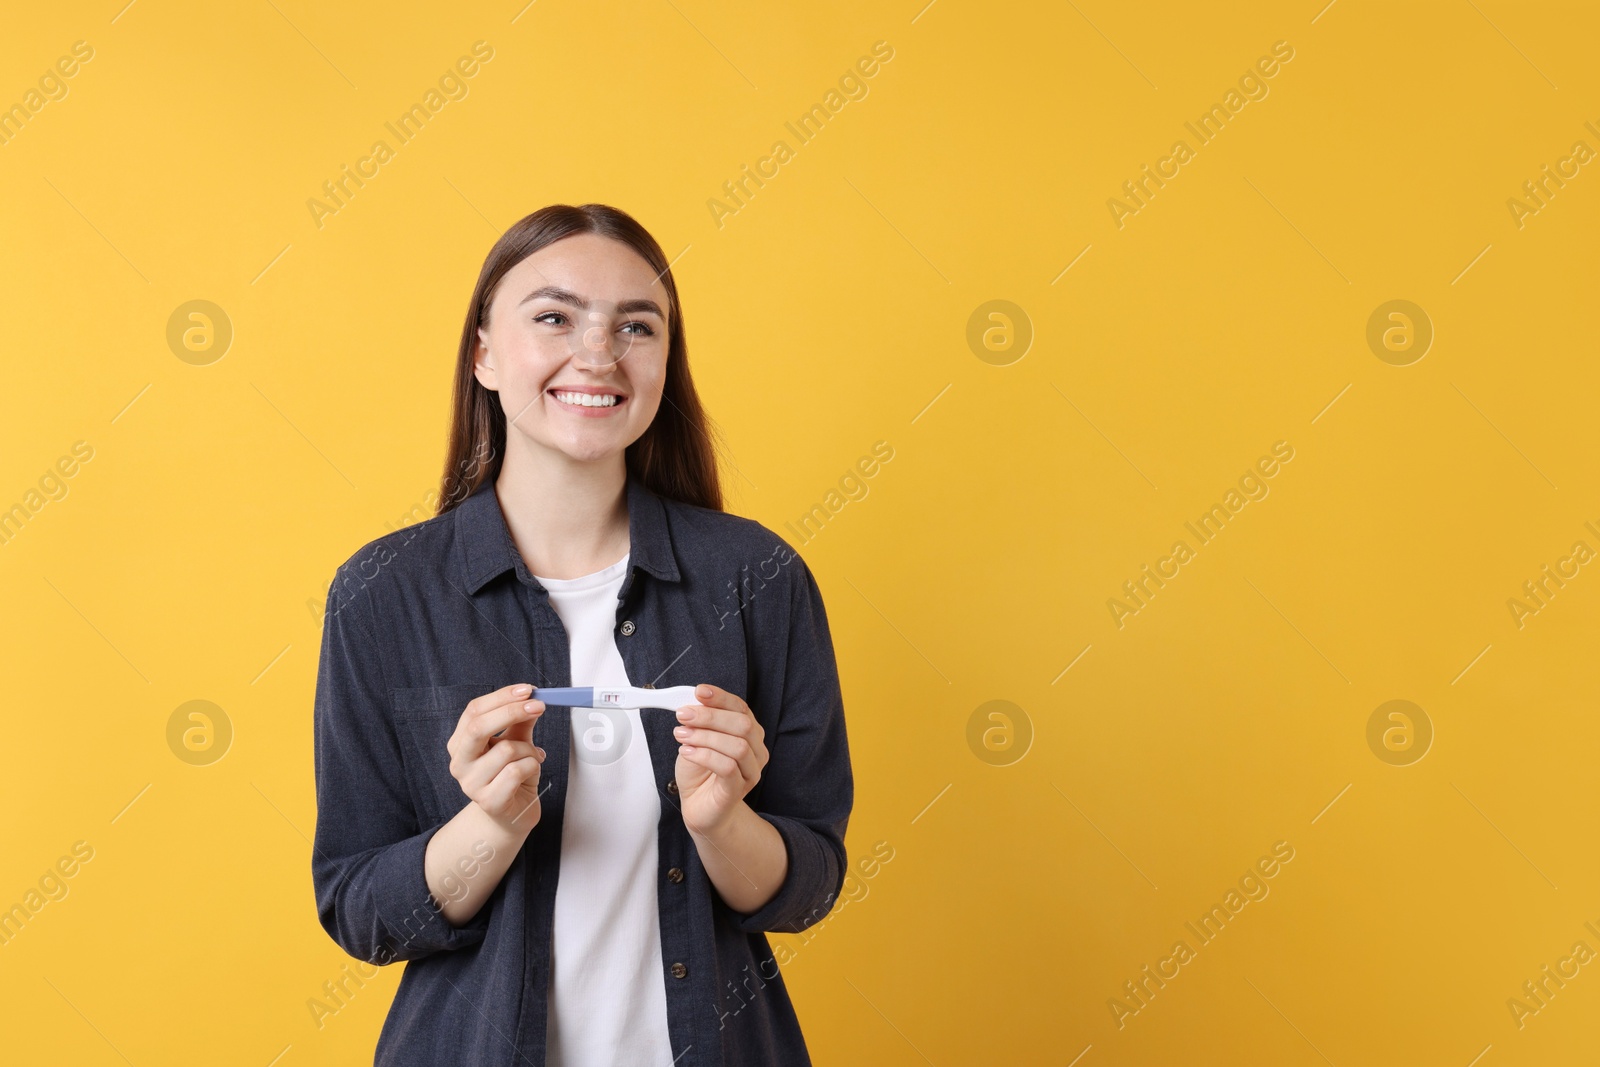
[570,308,631,368]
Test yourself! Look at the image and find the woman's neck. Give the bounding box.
[494,448,631,580]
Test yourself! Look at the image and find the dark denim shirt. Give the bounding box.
[311,474,853,1066]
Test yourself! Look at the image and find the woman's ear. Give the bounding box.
[472,326,497,390]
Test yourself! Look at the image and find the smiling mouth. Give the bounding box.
[549,389,626,409]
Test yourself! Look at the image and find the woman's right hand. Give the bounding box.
[447,683,546,831]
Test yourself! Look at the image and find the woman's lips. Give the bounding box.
[548,389,627,417]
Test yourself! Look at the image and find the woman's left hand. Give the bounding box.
[673,683,768,836]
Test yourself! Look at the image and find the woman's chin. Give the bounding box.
[552,437,631,465]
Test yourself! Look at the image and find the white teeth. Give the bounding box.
[552,390,620,408]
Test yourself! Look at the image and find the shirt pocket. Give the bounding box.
[391,683,501,825]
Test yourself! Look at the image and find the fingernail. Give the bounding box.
[524,701,539,712]
[696,684,712,697]
[675,707,691,721]
[674,726,689,738]
[514,684,532,696]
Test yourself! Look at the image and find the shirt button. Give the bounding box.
[620,620,636,636]
[641,682,655,689]
[670,962,688,979]
[666,779,678,795]
[667,867,684,884]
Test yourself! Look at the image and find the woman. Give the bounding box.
[311,204,854,1066]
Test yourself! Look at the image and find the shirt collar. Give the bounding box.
[457,471,682,595]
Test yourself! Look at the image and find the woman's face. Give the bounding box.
[474,232,670,467]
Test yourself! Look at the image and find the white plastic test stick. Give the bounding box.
[530,685,701,711]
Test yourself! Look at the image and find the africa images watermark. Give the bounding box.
[0,840,96,949]
[706,40,895,229]
[711,440,894,631]
[1505,519,1599,630]
[305,41,495,230]
[0,439,95,550]
[1,39,95,148]
[713,839,897,1031]
[1108,840,1296,1029]
[710,435,896,633]
[1106,39,1296,229]
[1106,440,1295,629]
[1505,916,1600,1031]
[1505,119,1600,230]
[781,439,895,548]
[308,440,496,627]
[713,537,799,632]
[320,836,497,1008]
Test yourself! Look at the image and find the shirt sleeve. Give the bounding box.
[310,568,493,964]
[734,550,854,934]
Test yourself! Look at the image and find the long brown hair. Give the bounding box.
[435,203,724,516]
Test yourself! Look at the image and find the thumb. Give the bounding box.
[505,705,542,744]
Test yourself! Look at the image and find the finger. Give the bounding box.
[679,743,743,782]
[456,684,537,747]
[483,756,543,815]
[486,736,547,763]
[481,758,540,816]
[484,714,541,753]
[688,683,750,715]
[464,683,537,725]
[675,702,761,746]
[499,709,540,746]
[673,727,759,781]
[466,738,538,782]
[688,684,754,722]
[454,703,542,764]
[474,700,544,744]
[461,739,539,793]
[671,749,711,793]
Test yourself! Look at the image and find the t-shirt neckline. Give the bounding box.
[531,552,631,592]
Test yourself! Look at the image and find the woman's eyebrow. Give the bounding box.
[518,285,664,318]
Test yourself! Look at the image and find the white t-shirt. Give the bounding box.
[534,552,674,1067]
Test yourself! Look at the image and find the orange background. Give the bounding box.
[1,1,1597,1063]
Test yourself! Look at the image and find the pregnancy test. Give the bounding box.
[531,685,701,711]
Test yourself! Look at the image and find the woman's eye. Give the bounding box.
[534,311,653,337]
